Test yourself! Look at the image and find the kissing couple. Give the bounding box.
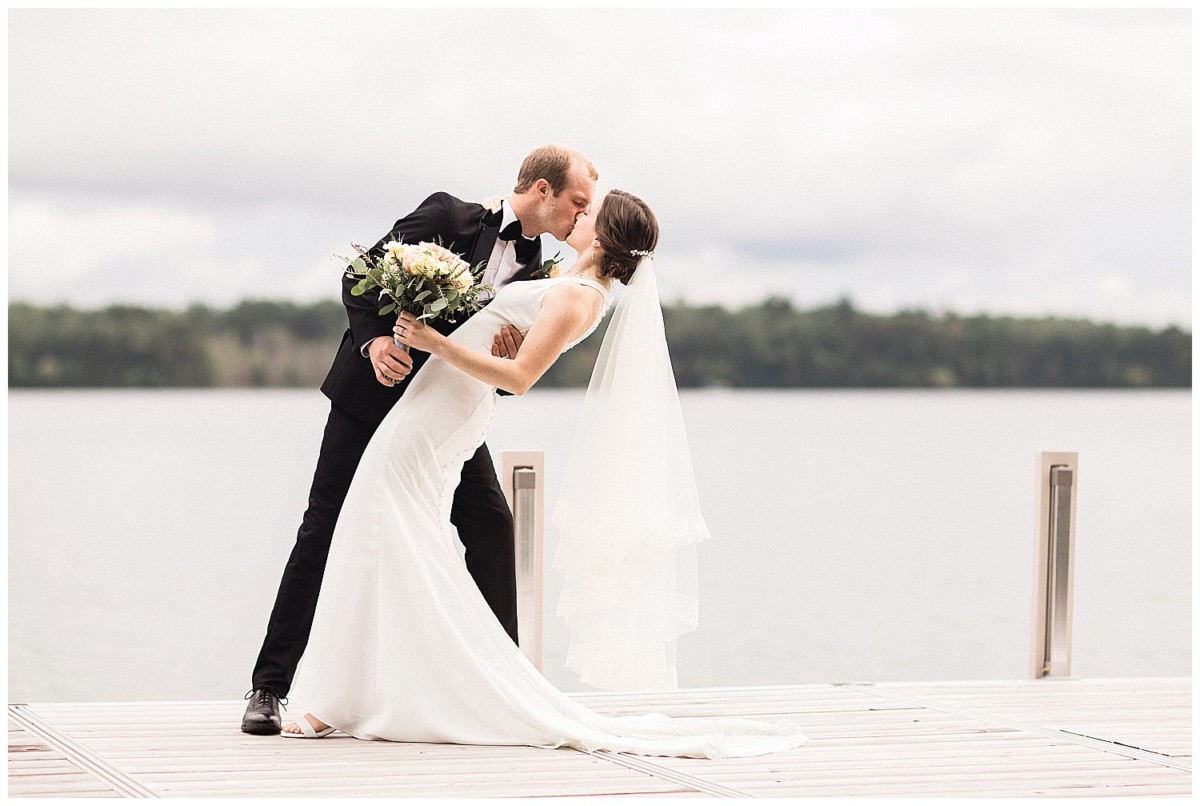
[242,144,807,758]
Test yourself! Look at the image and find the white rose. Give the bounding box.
[384,241,408,264]
[451,267,473,291]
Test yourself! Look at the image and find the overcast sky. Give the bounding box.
[8,8,1191,328]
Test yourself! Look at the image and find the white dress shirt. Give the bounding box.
[481,199,538,292]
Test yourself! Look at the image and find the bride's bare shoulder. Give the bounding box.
[542,278,604,310]
[537,280,605,336]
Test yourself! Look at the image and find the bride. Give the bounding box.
[283,190,807,758]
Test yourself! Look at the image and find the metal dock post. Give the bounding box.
[1031,451,1079,678]
[500,450,545,670]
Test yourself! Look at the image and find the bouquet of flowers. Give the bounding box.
[342,240,493,349]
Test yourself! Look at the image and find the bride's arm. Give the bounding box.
[395,283,601,395]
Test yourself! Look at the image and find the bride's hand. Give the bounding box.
[394,312,441,353]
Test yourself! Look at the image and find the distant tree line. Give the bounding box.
[8,298,1190,389]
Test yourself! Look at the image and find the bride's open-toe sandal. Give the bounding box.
[282,715,336,739]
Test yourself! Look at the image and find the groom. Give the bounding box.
[242,145,598,734]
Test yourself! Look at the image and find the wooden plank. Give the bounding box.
[864,680,1191,764]
[6,718,122,798]
[8,678,1190,798]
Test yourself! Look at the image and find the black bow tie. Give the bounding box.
[496,219,538,265]
[498,220,525,242]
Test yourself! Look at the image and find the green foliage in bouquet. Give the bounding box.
[342,239,493,324]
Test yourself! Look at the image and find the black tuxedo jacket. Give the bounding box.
[321,192,543,426]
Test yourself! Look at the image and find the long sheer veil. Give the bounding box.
[551,257,711,691]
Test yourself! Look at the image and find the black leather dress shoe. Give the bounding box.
[241,688,282,735]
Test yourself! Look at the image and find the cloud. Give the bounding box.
[7,192,391,308]
[7,8,1191,327]
[9,199,217,297]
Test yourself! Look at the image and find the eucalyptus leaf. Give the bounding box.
[379,302,397,315]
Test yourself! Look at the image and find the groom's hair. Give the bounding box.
[513,145,597,194]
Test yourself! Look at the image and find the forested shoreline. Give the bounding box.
[8,298,1190,389]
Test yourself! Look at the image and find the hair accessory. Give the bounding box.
[629,249,655,258]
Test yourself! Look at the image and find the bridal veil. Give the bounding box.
[552,257,711,691]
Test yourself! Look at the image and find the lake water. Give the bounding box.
[8,389,1190,703]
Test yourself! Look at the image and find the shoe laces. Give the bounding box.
[243,688,288,709]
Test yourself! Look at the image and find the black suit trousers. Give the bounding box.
[251,402,518,697]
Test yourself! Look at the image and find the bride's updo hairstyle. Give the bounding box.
[594,190,658,285]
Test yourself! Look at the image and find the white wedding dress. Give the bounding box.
[289,275,807,758]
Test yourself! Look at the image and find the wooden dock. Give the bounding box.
[9,677,1189,797]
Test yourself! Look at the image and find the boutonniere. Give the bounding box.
[532,251,564,279]
[479,196,504,214]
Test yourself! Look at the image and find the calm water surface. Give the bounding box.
[8,389,1190,702]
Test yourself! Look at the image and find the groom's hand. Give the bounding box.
[491,325,524,359]
[366,337,413,387]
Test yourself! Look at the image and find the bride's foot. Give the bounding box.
[282,713,332,736]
